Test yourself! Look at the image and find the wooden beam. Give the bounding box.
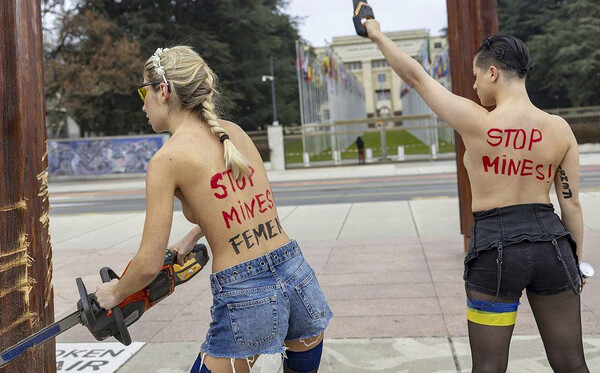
[446,0,499,250]
[0,0,55,371]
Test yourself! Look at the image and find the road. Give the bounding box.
[48,166,600,214]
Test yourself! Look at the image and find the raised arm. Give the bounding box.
[554,131,584,261]
[365,20,488,134]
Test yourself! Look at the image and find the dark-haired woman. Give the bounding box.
[364,19,588,372]
[95,46,332,373]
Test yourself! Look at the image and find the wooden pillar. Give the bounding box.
[0,0,55,372]
[446,0,498,250]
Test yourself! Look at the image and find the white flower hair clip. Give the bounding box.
[151,47,169,84]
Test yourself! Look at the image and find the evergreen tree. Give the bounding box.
[529,0,600,107]
[498,0,600,108]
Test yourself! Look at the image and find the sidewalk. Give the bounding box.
[48,156,600,372]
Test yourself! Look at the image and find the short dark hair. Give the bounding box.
[475,35,532,79]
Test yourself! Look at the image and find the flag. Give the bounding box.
[333,58,338,82]
[427,35,432,65]
[421,36,432,75]
[400,82,410,98]
[302,52,309,82]
[306,65,313,83]
[295,48,302,72]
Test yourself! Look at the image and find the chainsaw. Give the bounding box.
[0,244,209,367]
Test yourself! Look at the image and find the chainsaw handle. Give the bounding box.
[192,243,209,266]
[99,267,132,346]
[172,243,208,266]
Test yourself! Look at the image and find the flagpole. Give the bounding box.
[295,41,307,157]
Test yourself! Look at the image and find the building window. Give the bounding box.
[434,42,442,49]
[371,59,389,68]
[345,61,362,70]
[375,89,391,101]
[378,73,386,82]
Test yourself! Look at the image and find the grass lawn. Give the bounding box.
[285,129,455,164]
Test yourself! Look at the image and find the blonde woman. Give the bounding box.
[95,46,332,373]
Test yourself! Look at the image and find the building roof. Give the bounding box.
[330,29,430,46]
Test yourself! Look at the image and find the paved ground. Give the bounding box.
[47,155,600,372]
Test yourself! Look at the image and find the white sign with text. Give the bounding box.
[56,342,145,372]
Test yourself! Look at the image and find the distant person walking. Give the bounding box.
[356,136,365,164]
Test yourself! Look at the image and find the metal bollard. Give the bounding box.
[302,152,310,167]
[397,146,405,161]
[365,148,373,163]
[333,150,342,165]
[430,144,437,160]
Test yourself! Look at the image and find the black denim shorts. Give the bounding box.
[464,203,582,300]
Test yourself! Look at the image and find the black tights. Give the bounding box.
[468,290,589,373]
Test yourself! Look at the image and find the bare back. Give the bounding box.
[161,119,290,272]
[461,105,572,211]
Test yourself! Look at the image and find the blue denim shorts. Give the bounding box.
[464,203,582,300]
[200,240,333,358]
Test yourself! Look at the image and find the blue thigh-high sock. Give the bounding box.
[190,352,212,373]
[284,340,324,373]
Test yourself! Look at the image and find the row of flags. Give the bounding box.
[418,36,450,79]
[295,41,367,159]
[295,42,364,97]
[295,37,450,102]
[432,49,450,80]
[403,38,450,98]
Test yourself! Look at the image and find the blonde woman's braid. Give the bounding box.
[202,98,225,136]
[200,66,251,180]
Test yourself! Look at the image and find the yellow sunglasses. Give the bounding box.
[137,81,161,102]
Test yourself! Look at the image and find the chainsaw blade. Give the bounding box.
[0,310,82,367]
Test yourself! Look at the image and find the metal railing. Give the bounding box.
[547,106,600,125]
[249,107,600,167]
[547,106,600,144]
[282,114,455,167]
[247,130,270,162]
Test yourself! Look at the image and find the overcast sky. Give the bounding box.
[285,0,448,47]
